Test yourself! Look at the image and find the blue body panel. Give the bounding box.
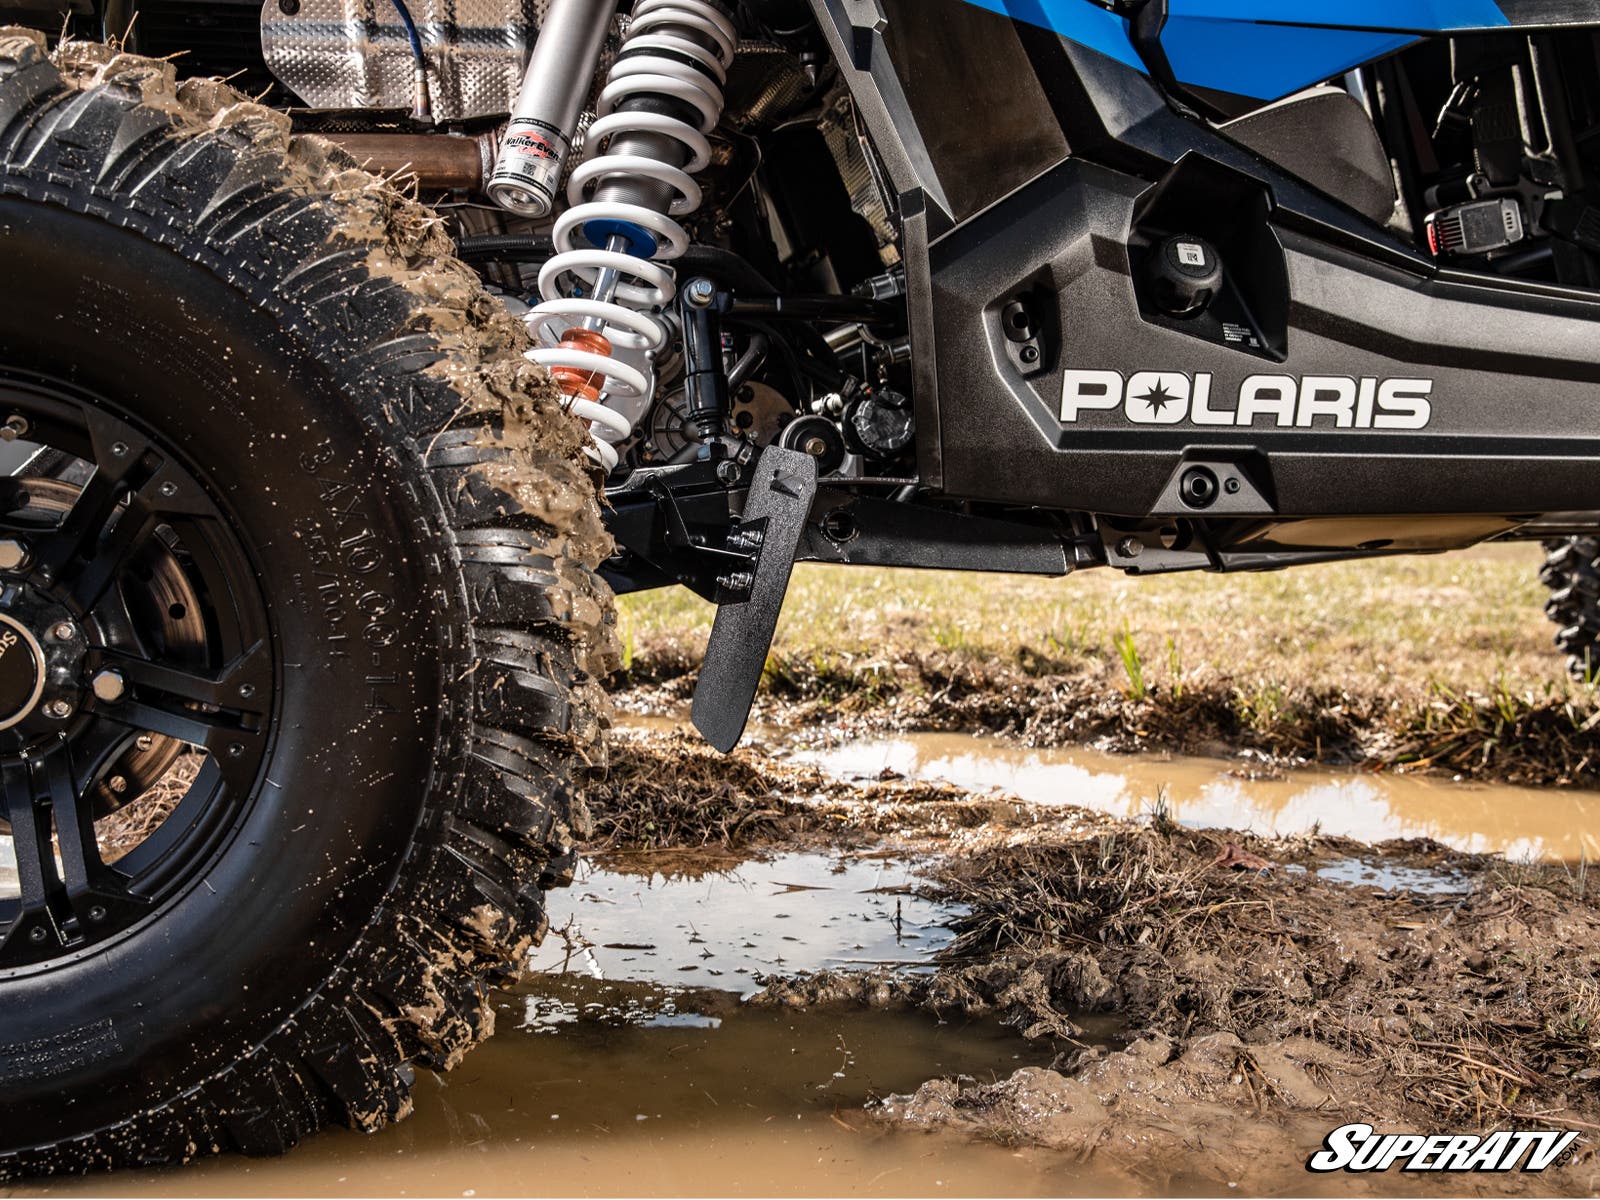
[961,0,1514,101]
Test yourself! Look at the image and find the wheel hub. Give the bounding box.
[0,612,44,730]
[0,585,85,749]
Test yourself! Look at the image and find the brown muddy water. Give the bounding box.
[13,851,1142,1198]
[787,730,1598,862]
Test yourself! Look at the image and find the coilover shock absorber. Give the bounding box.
[524,0,738,470]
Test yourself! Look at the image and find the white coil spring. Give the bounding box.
[525,0,738,470]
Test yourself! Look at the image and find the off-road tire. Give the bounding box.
[1541,536,1600,681]
[0,32,617,1174]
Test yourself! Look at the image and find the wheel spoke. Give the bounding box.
[101,640,271,716]
[93,641,270,796]
[1,762,56,916]
[43,748,100,897]
[0,749,144,959]
[31,460,141,588]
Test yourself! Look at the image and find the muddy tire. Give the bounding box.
[0,33,616,1174]
[1540,536,1600,681]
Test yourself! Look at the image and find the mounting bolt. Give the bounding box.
[717,571,755,593]
[715,460,743,485]
[27,926,47,944]
[0,415,29,442]
[87,905,107,923]
[107,775,127,794]
[49,621,75,642]
[0,539,29,572]
[44,699,73,720]
[238,683,256,700]
[1115,537,1145,560]
[91,669,126,703]
[135,734,155,752]
[158,481,178,499]
[684,278,717,308]
[227,743,245,759]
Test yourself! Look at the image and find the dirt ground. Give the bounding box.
[593,544,1600,1196]
[617,545,1600,788]
[587,726,1600,1195]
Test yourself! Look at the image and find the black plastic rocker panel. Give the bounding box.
[810,0,1600,541]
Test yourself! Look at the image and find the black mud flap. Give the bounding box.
[691,446,818,752]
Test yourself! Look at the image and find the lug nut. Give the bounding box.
[91,669,126,703]
[0,539,28,572]
[44,699,73,720]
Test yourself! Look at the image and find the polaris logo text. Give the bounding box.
[1060,370,1433,430]
[1307,1123,1581,1174]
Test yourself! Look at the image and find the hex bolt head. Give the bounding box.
[91,669,126,703]
[49,621,75,642]
[1116,537,1145,560]
[44,699,73,720]
[0,539,29,572]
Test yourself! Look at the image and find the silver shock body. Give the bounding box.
[489,0,619,218]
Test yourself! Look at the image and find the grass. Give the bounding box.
[615,544,1600,785]
[619,544,1554,699]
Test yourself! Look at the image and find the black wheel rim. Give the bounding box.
[0,370,274,973]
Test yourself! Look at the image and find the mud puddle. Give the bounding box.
[530,852,963,986]
[18,853,1137,1198]
[789,731,1598,861]
[24,983,1125,1199]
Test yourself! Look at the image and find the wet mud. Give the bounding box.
[8,722,1599,1197]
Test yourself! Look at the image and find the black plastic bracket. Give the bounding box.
[690,445,819,752]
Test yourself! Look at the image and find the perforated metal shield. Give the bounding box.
[260,0,542,121]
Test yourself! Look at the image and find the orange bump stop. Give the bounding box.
[550,327,614,403]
